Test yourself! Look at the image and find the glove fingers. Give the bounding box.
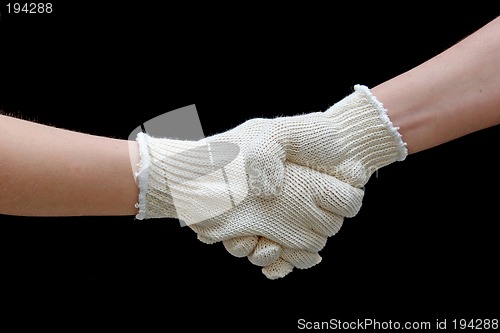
[248,238,282,267]
[196,217,328,252]
[262,258,294,280]
[281,248,322,269]
[223,236,259,258]
[190,220,237,243]
[314,211,344,237]
[197,234,218,244]
[296,204,344,237]
[312,173,365,218]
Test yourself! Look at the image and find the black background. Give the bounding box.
[1,2,499,331]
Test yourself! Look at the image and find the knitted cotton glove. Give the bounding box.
[246,84,408,196]
[134,121,364,278]
[230,84,408,277]
[223,236,323,279]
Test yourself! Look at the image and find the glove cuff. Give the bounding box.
[135,132,178,220]
[135,133,246,223]
[324,84,408,186]
[354,84,408,162]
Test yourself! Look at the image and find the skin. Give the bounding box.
[1,16,499,217]
[0,116,140,216]
[372,16,500,154]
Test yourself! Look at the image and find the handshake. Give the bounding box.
[134,85,408,279]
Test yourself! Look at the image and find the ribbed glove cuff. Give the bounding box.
[323,84,408,186]
[135,133,178,220]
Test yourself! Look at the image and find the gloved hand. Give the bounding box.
[133,117,364,279]
[245,84,408,195]
[189,160,362,279]
[232,84,408,277]
[222,236,328,279]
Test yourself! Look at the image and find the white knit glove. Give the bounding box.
[245,84,408,195]
[220,84,409,277]
[221,236,327,279]
[134,119,364,279]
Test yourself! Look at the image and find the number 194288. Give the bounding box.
[6,3,53,14]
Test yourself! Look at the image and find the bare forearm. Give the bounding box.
[372,16,500,154]
[0,115,140,216]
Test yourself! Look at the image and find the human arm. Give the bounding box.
[0,114,140,217]
[372,15,500,154]
[227,16,500,273]
[246,15,500,196]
